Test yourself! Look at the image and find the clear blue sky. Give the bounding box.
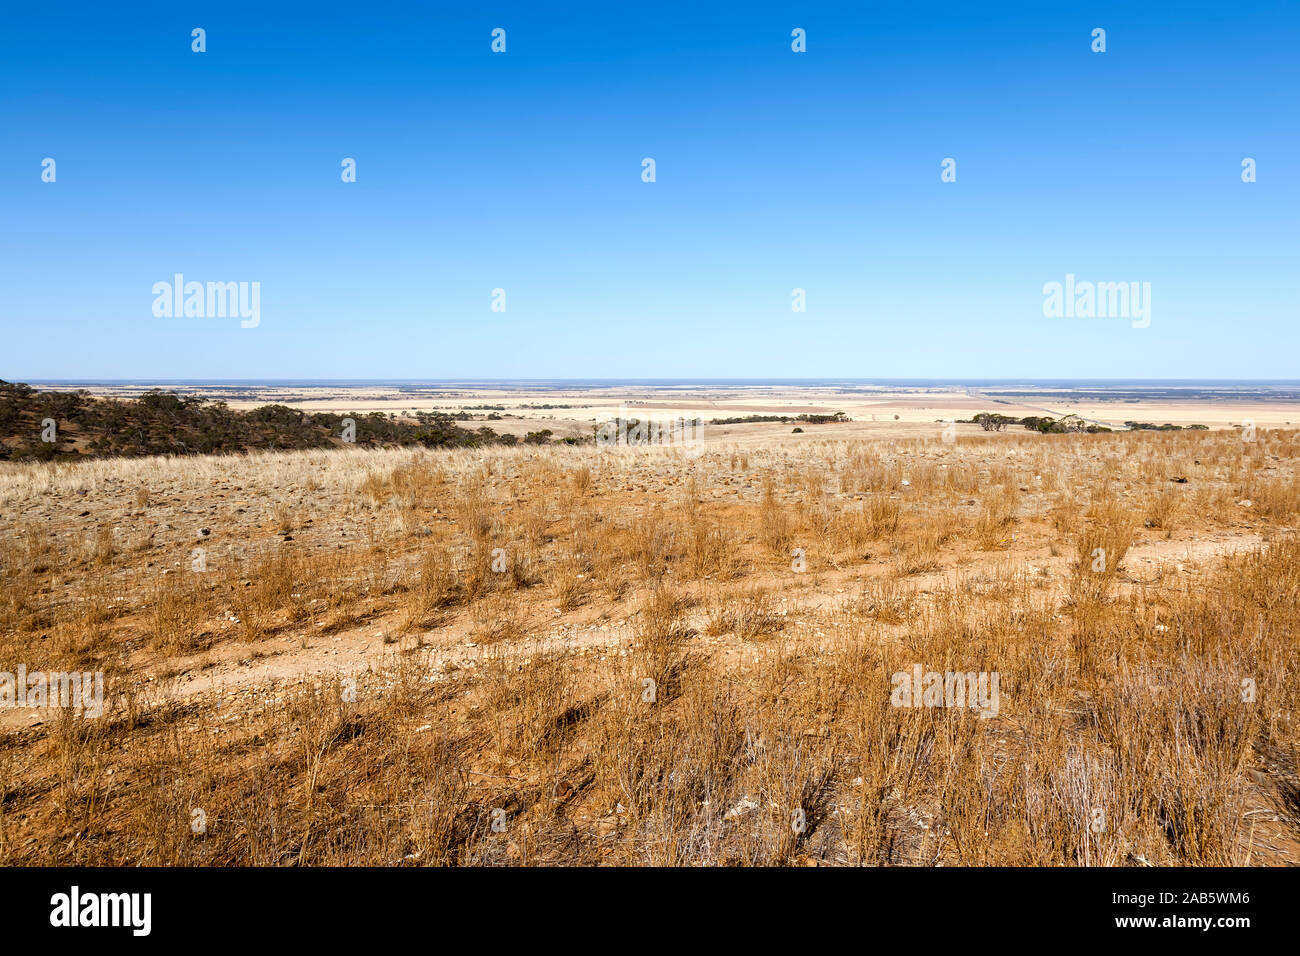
[2,1,1297,380]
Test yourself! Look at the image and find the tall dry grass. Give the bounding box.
[2,427,1299,865]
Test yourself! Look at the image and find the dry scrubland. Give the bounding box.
[2,428,1300,866]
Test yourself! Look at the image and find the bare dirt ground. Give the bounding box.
[3,415,1300,865]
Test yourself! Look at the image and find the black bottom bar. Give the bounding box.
[1,866,1289,942]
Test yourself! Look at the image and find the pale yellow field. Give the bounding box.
[34,382,1300,441]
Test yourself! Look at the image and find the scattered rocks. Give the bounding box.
[725,795,760,819]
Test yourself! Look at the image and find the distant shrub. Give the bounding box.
[973,412,1015,432]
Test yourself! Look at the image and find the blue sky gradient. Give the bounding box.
[2,1,1297,379]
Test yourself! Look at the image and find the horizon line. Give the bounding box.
[13,378,1300,387]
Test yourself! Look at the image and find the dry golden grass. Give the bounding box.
[2,427,1300,865]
